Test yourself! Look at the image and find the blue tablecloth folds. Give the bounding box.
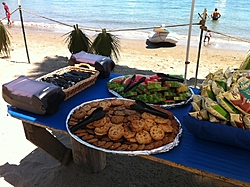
[183,105,250,150]
[6,73,250,184]
[183,69,250,151]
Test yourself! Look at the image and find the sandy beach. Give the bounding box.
[0,25,249,187]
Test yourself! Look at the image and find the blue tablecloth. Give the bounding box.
[7,73,250,184]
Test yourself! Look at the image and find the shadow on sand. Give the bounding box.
[0,131,232,187]
[145,39,177,49]
[6,55,204,87]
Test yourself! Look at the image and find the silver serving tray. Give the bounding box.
[108,75,194,109]
[66,98,182,156]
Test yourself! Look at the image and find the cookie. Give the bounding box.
[114,110,126,116]
[99,100,111,109]
[116,144,128,151]
[129,120,144,132]
[123,126,136,139]
[127,143,139,151]
[81,134,95,141]
[100,141,113,149]
[141,112,156,120]
[113,106,126,111]
[158,123,173,133]
[124,100,135,108]
[94,122,112,136]
[108,124,125,140]
[154,116,171,124]
[142,118,156,131]
[109,142,122,150]
[89,102,99,108]
[127,114,141,121]
[75,132,88,137]
[68,118,79,126]
[124,109,137,115]
[111,116,124,124]
[150,126,165,141]
[86,107,98,116]
[110,99,124,106]
[86,123,95,129]
[86,138,99,143]
[74,129,87,134]
[144,142,155,150]
[86,129,95,135]
[96,140,107,147]
[71,109,87,119]
[162,134,174,144]
[135,130,152,144]
[154,140,163,148]
[137,144,146,151]
[126,137,137,143]
[92,117,110,127]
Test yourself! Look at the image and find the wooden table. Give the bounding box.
[7,73,250,186]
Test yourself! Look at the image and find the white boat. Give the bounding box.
[148,25,180,44]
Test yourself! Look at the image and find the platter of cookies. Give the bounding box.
[66,98,182,155]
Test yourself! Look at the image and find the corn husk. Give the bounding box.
[203,97,230,121]
[230,113,245,129]
[243,114,250,130]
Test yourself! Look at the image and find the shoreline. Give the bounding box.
[4,20,250,52]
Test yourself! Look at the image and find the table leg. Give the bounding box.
[70,137,106,173]
[22,122,72,165]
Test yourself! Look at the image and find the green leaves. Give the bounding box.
[64,26,120,62]
[63,24,91,54]
[90,29,120,62]
[0,21,11,57]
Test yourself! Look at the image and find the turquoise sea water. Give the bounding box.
[1,0,249,41]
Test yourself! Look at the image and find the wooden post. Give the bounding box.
[18,4,30,63]
[22,122,72,165]
[194,8,208,87]
[70,137,106,173]
[184,0,196,84]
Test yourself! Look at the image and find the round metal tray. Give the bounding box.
[66,98,182,155]
[108,75,194,109]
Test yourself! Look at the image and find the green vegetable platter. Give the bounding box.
[107,74,194,109]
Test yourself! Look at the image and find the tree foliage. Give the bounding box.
[0,21,11,57]
[63,24,92,54]
[89,29,120,62]
[64,26,120,62]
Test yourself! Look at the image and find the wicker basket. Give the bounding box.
[37,64,99,100]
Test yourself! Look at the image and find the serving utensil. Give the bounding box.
[69,107,106,132]
[157,73,184,83]
[123,74,136,91]
[130,100,169,119]
[123,76,146,93]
